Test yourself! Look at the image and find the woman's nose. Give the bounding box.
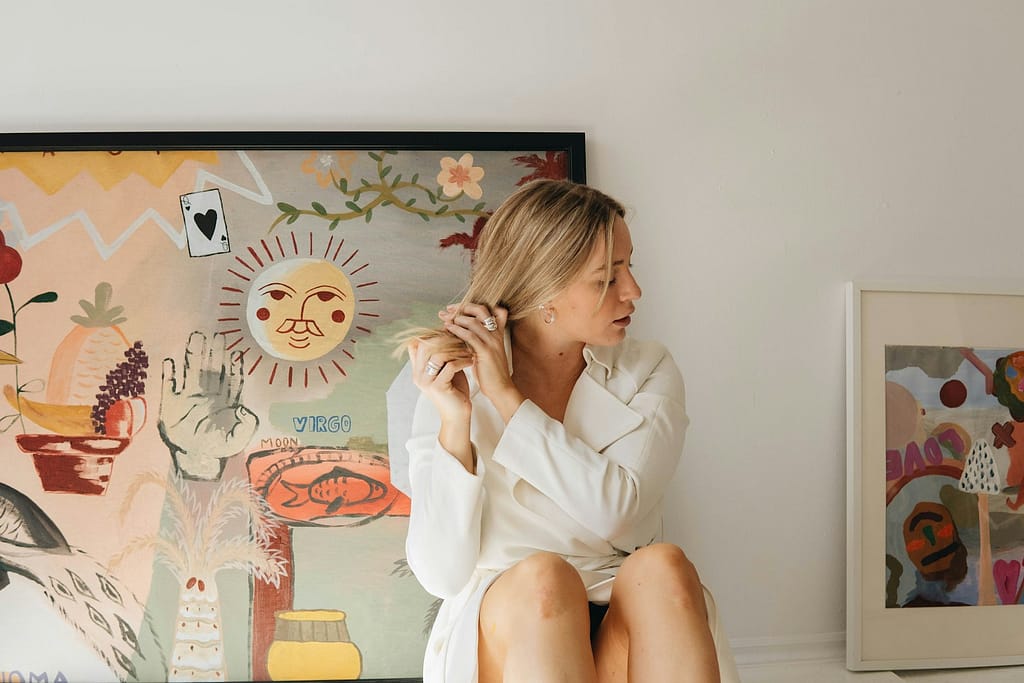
[623,271,641,301]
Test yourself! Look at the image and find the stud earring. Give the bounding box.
[539,304,555,325]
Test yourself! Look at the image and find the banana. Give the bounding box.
[3,384,94,435]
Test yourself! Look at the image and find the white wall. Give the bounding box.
[4,0,1024,651]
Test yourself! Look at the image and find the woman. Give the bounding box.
[400,179,736,682]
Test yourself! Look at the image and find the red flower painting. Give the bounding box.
[512,150,567,186]
[439,214,490,262]
[0,231,23,284]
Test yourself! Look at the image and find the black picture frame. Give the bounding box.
[0,131,586,683]
[0,131,585,174]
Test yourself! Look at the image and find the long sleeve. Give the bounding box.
[404,391,485,599]
[490,341,687,549]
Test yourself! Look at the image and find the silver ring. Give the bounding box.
[425,361,442,377]
[482,316,498,332]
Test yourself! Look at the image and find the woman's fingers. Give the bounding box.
[445,302,490,319]
[410,341,472,390]
[434,356,472,384]
[440,303,503,332]
[449,314,499,343]
[419,303,510,395]
[445,318,493,354]
[409,340,426,375]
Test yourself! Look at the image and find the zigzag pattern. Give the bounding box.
[0,151,273,262]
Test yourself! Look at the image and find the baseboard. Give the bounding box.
[730,631,846,668]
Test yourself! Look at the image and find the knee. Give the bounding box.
[500,552,587,619]
[618,543,705,611]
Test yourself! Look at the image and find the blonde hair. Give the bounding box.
[394,179,625,358]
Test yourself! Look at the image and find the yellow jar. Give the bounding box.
[267,609,362,681]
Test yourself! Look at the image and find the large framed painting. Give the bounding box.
[0,131,585,682]
[847,282,1024,670]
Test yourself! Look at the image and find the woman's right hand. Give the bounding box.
[409,339,473,422]
[410,339,476,473]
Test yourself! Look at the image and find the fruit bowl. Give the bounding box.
[6,388,146,495]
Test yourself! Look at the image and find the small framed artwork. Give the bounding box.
[847,281,1024,670]
[0,131,584,682]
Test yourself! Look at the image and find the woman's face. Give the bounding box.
[547,216,641,347]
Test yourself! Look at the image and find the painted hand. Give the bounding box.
[158,331,259,481]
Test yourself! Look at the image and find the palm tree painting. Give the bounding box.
[112,470,287,682]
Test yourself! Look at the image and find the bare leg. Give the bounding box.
[478,552,598,683]
[593,543,720,683]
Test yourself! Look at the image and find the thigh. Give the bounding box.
[592,600,629,683]
[478,553,591,682]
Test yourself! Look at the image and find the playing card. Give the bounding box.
[180,189,231,257]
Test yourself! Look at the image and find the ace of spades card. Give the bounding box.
[180,189,231,257]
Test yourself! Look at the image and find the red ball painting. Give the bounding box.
[940,379,967,408]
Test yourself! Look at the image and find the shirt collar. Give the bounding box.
[583,343,615,379]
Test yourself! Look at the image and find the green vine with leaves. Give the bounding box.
[271,150,488,232]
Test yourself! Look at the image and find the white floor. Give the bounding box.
[738,659,1024,682]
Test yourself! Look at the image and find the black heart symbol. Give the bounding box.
[194,210,218,240]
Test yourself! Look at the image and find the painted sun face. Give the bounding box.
[246,258,355,361]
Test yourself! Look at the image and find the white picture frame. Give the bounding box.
[847,281,1024,671]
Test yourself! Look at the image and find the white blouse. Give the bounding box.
[403,335,738,682]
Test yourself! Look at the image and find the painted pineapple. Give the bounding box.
[6,281,148,437]
[47,281,131,405]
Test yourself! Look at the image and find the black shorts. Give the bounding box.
[588,601,609,642]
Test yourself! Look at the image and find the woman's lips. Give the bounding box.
[613,315,631,326]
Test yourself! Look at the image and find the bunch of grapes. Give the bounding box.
[91,340,149,434]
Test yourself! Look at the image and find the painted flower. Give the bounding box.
[0,231,22,284]
[301,151,357,188]
[437,153,484,200]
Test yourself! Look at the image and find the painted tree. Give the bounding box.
[112,471,288,681]
[958,438,1002,606]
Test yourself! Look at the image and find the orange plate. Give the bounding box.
[247,447,411,526]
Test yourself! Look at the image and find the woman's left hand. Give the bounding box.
[440,304,524,421]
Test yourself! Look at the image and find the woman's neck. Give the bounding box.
[509,320,587,391]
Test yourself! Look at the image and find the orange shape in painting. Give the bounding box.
[0,154,221,259]
[0,151,220,194]
[247,447,410,525]
[886,381,924,450]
